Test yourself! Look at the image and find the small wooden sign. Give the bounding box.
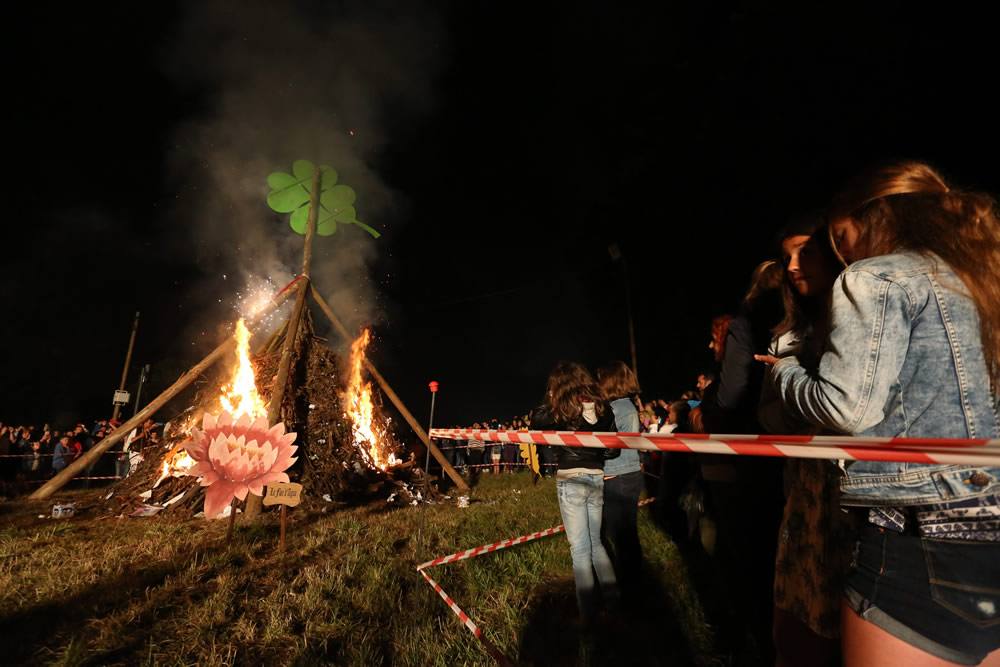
[264,482,303,507]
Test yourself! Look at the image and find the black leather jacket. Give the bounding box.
[529,402,620,471]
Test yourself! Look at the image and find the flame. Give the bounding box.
[219,318,267,420]
[155,447,197,487]
[345,329,398,471]
[153,319,271,489]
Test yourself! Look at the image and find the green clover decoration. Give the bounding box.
[266,160,380,238]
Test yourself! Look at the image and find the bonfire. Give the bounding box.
[108,311,428,519]
[52,159,453,520]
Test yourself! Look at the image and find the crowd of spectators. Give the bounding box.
[437,415,532,474]
[442,162,1000,666]
[437,383,709,478]
[0,418,162,493]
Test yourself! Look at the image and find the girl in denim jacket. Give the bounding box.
[765,162,1000,665]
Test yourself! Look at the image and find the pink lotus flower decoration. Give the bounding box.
[182,411,298,519]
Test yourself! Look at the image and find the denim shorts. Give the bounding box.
[845,524,1000,664]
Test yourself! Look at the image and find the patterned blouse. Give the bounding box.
[773,459,857,638]
[869,495,1000,541]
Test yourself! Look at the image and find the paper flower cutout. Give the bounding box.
[182,411,298,519]
[266,159,380,238]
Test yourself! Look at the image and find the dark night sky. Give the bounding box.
[2,2,998,433]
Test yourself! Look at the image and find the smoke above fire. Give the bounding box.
[162,1,443,345]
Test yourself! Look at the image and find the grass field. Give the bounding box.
[0,473,725,666]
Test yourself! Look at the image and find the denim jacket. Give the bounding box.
[771,251,1000,506]
[604,397,641,476]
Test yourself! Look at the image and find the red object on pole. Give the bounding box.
[429,381,439,393]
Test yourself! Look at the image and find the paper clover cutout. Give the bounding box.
[266,160,380,238]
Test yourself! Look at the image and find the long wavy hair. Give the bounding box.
[596,360,641,401]
[545,361,606,426]
[833,161,1000,386]
[709,315,732,363]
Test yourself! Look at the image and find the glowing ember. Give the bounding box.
[345,329,398,471]
[219,318,267,419]
[234,275,282,320]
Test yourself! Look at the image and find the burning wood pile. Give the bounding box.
[107,312,432,519]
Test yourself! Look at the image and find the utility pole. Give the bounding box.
[133,364,150,417]
[608,244,638,380]
[112,311,140,422]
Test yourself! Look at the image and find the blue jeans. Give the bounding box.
[557,474,619,623]
[602,471,644,589]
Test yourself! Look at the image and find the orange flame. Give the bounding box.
[155,447,197,486]
[156,319,267,487]
[345,329,398,470]
[220,318,267,420]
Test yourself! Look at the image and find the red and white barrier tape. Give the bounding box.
[0,451,123,459]
[418,496,655,571]
[19,476,123,484]
[448,463,558,470]
[418,525,566,571]
[429,429,1000,466]
[416,496,655,662]
[419,567,485,638]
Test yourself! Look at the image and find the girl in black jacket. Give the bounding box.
[530,362,620,629]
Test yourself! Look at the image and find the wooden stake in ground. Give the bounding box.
[226,497,238,543]
[263,482,302,551]
[29,289,295,500]
[310,285,469,492]
[280,506,287,550]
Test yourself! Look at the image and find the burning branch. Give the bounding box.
[345,329,398,471]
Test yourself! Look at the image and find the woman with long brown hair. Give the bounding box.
[765,162,1000,666]
[596,360,643,593]
[530,361,620,632]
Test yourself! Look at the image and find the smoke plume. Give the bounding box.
[161,0,442,346]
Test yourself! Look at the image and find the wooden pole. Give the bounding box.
[245,281,309,523]
[226,497,238,543]
[111,311,141,422]
[300,165,320,278]
[623,257,638,381]
[309,285,469,491]
[424,391,436,475]
[279,505,287,551]
[29,288,296,500]
[258,318,288,355]
[244,165,321,520]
